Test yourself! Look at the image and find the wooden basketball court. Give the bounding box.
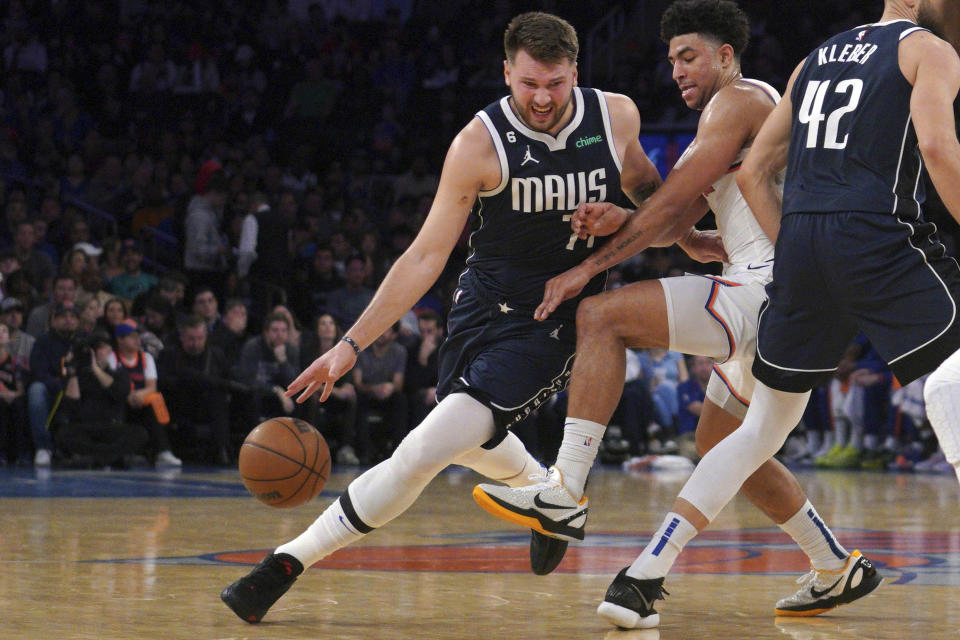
[2,464,958,639]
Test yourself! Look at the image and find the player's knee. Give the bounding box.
[575,295,617,336]
[391,434,442,482]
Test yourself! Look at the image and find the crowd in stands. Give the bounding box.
[0,0,955,473]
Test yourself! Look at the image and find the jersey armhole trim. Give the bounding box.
[594,89,623,173]
[475,111,509,197]
[899,26,929,40]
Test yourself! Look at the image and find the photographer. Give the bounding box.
[54,331,149,468]
[27,301,79,466]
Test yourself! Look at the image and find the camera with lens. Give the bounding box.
[71,338,94,371]
[63,331,112,378]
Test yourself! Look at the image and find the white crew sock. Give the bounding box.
[554,418,606,500]
[778,500,848,570]
[628,512,698,579]
[276,491,367,567]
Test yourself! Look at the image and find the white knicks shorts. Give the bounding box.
[660,273,769,420]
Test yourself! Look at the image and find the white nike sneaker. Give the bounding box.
[472,466,587,541]
[155,450,183,467]
[775,550,882,617]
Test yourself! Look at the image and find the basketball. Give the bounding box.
[239,417,331,508]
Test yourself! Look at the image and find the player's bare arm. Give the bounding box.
[738,63,803,243]
[901,31,960,222]
[572,93,663,238]
[286,119,498,402]
[534,82,769,321]
[608,92,663,208]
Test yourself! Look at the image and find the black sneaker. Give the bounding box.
[220,552,304,623]
[529,530,569,575]
[596,568,668,629]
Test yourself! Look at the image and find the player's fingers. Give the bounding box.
[284,378,307,397]
[295,380,322,403]
[317,380,334,403]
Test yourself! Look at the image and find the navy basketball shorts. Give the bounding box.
[437,279,575,448]
[753,211,960,392]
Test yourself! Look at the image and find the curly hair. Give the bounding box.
[660,0,750,57]
[504,12,579,64]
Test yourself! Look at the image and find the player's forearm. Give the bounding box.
[920,138,960,226]
[584,201,684,274]
[624,178,661,208]
[345,250,446,349]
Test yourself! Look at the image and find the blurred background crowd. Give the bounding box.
[0,0,955,474]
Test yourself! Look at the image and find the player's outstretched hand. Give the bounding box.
[680,229,728,263]
[285,340,357,403]
[571,202,629,238]
[535,265,592,321]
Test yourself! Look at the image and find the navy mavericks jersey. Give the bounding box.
[465,87,626,319]
[783,20,929,219]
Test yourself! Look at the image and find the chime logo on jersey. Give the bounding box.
[511,168,608,213]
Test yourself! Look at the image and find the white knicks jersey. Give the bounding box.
[701,78,780,283]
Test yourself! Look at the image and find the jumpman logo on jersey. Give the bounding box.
[521,145,539,166]
[498,302,514,314]
[548,324,563,340]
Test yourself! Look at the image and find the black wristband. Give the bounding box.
[341,336,361,355]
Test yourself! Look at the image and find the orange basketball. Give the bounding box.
[239,417,331,508]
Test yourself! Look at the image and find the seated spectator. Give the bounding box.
[816,336,893,469]
[0,296,35,374]
[99,237,124,283]
[353,322,407,463]
[3,269,36,313]
[191,285,220,332]
[113,319,180,467]
[288,242,343,324]
[76,293,102,335]
[96,297,129,336]
[157,315,236,465]
[326,253,374,330]
[54,330,149,468]
[59,247,88,284]
[271,304,302,348]
[78,264,112,308]
[108,239,157,301]
[236,311,299,423]
[26,273,78,337]
[209,298,248,369]
[11,219,55,297]
[404,310,442,427]
[0,322,28,465]
[300,313,357,465]
[637,347,688,447]
[32,218,57,266]
[676,355,713,445]
[27,301,80,466]
[610,348,657,457]
[140,293,177,353]
[155,270,189,324]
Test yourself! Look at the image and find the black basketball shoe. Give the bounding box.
[596,568,668,629]
[220,552,304,623]
[530,530,569,575]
